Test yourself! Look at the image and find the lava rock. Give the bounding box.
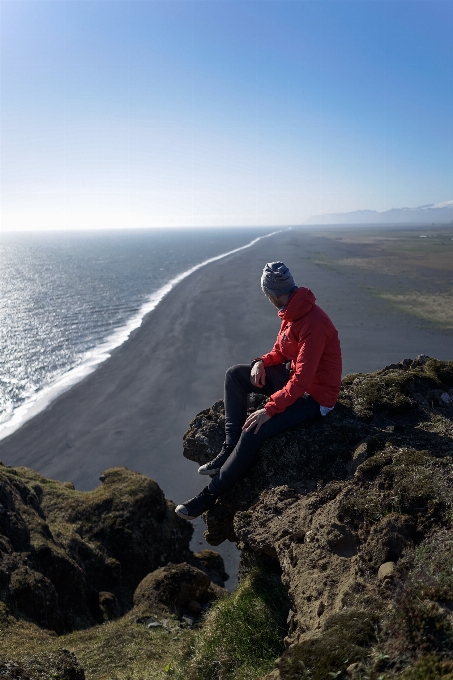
[133,562,210,612]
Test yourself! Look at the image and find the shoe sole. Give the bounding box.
[175,505,197,521]
[198,467,220,476]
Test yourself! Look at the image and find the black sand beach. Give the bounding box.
[1,227,452,584]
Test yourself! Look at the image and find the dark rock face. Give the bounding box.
[193,549,229,587]
[0,465,194,632]
[183,357,453,677]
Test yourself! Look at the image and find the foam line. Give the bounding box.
[0,228,288,441]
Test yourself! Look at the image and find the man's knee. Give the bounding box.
[225,365,237,381]
[239,426,267,451]
[225,364,250,385]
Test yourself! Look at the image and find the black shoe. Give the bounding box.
[175,487,217,520]
[198,442,235,476]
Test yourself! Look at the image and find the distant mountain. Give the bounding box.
[305,200,453,225]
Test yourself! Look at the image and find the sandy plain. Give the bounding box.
[1,225,452,584]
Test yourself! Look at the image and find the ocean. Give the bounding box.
[0,227,280,441]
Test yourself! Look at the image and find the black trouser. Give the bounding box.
[208,363,320,494]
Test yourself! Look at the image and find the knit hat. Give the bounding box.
[261,262,295,297]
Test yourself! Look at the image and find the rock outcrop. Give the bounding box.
[1,356,452,678]
[133,561,225,618]
[183,357,453,677]
[0,465,194,632]
[0,465,230,676]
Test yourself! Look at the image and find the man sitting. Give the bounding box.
[175,261,342,520]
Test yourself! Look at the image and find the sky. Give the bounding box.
[1,0,453,231]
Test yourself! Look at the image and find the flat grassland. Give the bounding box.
[308,224,453,330]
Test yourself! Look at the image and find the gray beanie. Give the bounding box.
[261,262,295,297]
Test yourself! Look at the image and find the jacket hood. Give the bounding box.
[278,287,316,321]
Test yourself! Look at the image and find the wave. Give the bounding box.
[0,228,288,441]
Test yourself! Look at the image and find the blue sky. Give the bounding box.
[1,0,452,230]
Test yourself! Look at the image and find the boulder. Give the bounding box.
[133,562,210,613]
[98,591,120,621]
[377,561,396,582]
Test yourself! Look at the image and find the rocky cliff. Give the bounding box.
[0,465,228,678]
[0,465,197,632]
[183,356,453,678]
[1,357,452,679]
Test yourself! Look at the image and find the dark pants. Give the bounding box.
[208,364,320,494]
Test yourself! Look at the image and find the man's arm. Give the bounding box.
[260,346,286,366]
[264,322,328,417]
[250,326,287,387]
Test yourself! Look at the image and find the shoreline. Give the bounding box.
[0,227,286,443]
[1,227,452,584]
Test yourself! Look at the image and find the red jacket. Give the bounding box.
[260,287,342,417]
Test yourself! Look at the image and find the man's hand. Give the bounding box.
[243,408,271,434]
[251,360,266,388]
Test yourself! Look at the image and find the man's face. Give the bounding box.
[265,293,282,309]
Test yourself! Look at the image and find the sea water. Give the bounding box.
[0,227,280,440]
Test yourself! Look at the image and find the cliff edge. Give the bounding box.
[0,465,228,678]
[183,356,453,678]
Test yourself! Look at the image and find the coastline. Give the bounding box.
[0,227,285,443]
[1,226,452,583]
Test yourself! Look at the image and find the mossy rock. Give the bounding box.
[276,610,377,680]
[182,358,453,545]
[399,654,453,679]
[0,465,194,631]
[339,446,452,528]
[0,648,85,680]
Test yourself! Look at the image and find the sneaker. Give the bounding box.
[198,442,235,476]
[175,487,217,520]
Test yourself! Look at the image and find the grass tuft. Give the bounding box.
[172,568,289,680]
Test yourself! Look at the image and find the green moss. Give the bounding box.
[277,610,377,680]
[424,359,453,387]
[368,529,453,677]
[398,655,453,679]
[341,373,366,387]
[0,606,193,680]
[351,372,419,419]
[172,569,289,680]
[338,360,453,421]
[339,447,451,526]
[408,530,453,602]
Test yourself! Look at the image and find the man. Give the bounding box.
[175,261,342,520]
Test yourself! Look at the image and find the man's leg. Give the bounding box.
[175,364,298,520]
[209,394,321,494]
[224,363,290,446]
